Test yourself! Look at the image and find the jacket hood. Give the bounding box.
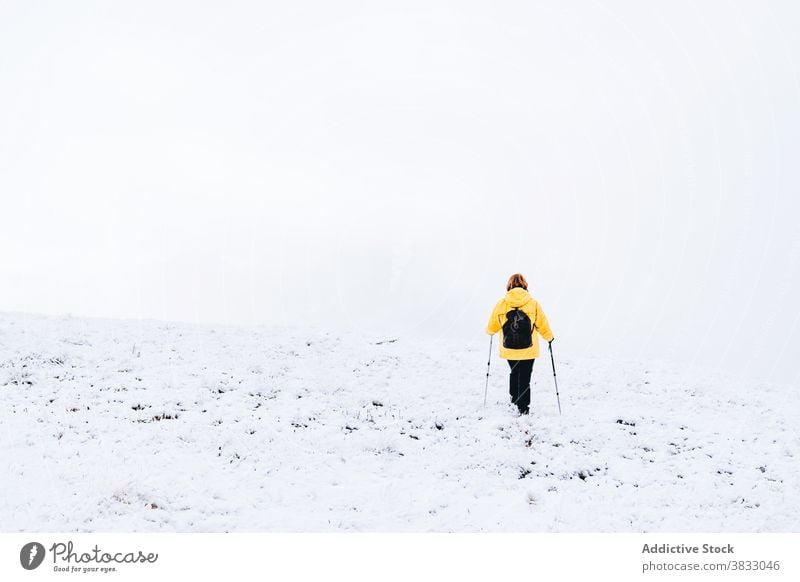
[504,287,532,308]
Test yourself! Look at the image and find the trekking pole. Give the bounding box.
[548,341,562,415]
[483,335,493,406]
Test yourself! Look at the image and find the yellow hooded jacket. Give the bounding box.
[486,287,554,360]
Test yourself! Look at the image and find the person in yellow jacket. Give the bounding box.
[486,273,554,415]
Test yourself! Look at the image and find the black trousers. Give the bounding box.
[507,359,535,413]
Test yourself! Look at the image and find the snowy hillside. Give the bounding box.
[0,312,796,532]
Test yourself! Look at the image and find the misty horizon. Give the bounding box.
[2,1,798,386]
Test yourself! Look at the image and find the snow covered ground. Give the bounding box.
[1,312,797,532]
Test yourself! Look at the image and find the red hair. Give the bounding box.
[506,273,528,291]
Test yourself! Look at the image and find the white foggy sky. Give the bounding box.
[1,1,799,385]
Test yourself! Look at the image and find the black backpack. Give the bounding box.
[502,307,533,349]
